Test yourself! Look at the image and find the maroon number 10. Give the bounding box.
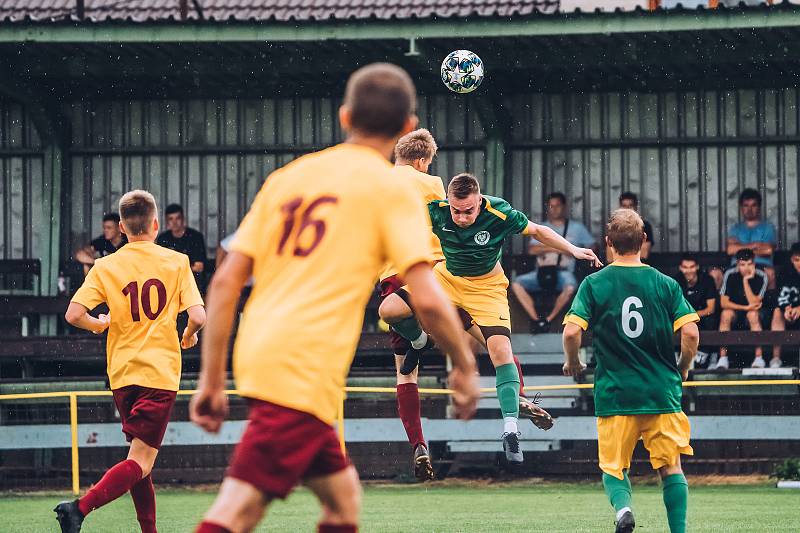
[122,279,167,321]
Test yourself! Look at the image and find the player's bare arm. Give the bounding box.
[741,270,763,309]
[181,304,207,349]
[64,302,110,335]
[561,322,587,377]
[191,251,252,433]
[526,221,602,267]
[404,262,480,420]
[678,321,700,382]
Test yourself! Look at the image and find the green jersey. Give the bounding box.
[428,195,529,277]
[564,264,699,417]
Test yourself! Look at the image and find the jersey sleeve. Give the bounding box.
[179,256,205,312]
[230,175,274,259]
[427,201,445,228]
[381,182,434,277]
[505,208,530,235]
[71,264,106,310]
[562,278,593,330]
[669,278,700,332]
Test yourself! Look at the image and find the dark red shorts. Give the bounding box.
[227,399,350,499]
[112,385,177,450]
[379,274,411,355]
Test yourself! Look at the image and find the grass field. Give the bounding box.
[5,481,796,532]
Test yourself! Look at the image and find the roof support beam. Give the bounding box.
[3,8,800,43]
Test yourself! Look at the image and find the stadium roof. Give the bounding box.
[0,0,560,22]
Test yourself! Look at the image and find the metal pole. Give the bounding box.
[179,0,188,21]
[75,0,85,20]
[69,393,79,495]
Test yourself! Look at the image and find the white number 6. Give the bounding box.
[621,296,644,338]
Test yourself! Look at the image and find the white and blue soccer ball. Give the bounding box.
[440,50,484,94]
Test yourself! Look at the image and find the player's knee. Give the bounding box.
[720,309,734,322]
[322,479,361,524]
[746,310,760,324]
[378,295,409,324]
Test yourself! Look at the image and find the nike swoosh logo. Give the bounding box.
[441,226,455,232]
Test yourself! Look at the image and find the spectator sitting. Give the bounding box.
[73,212,127,275]
[715,248,768,370]
[511,192,595,333]
[607,191,654,262]
[674,254,718,330]
[710,188,777,289]
[156,203,207,275]
[769,242,800,368]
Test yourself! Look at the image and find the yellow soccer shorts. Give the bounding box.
[597,412,693,480]
[431,261,511,330]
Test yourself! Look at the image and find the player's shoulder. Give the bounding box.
[482,195,516,220]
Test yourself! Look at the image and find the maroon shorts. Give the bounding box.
[379,274,412,355]
[227,399,350,499]
[112,385,177,450]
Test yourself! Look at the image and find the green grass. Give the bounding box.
[4,481,797,532]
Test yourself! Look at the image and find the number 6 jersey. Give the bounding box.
[563,263,699,417]
[71,241,204,391]
[229,144,433,425]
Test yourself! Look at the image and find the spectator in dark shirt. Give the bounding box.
[606,192,654,262]
[675,254,717,330]
[74,213,127,275]
[156,203,207,274]
[769,242,800,368]
[716,248,768,369]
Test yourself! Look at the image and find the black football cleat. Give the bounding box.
[502,431,524,464]
[615,509,635,533]
[519,394,555,431]
[54,500,84,533]
[412,443,435,482]
[399,338,434,375]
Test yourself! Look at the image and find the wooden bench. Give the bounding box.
[0,259,41,294]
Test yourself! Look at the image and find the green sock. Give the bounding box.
[603,472,632,513]
[495,363,520,419]
[391,316,423,343]
[662,473,688,533]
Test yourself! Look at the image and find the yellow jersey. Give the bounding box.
[230,143,433,424]
[377,165,446,282]
[71,241,204,391]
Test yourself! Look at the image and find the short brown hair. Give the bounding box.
[606,208,644,256]
[119,190,157,236]
[448,173,481,200]
[343,63,416,138]
[394,128,437,163]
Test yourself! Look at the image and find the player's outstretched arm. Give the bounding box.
[181,304,207,349]
[404,262,480,420]
[64,302,110,335]
[190,251,251,433]
[526,221,603,268]
[562,322,587,377]
[678,321,700,381]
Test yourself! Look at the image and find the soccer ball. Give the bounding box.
[441,50,484,94]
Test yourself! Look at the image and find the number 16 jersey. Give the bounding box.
[230,144,433,425]
[71,241,204,391]
[563,263,699,417]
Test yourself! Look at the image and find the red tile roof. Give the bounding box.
[0,0,560,22]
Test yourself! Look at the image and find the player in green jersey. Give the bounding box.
[380,173,601,463]
[562,208,700,533]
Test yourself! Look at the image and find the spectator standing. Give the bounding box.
[770,242,800,368]
[74,213,128,275]
[156,204,207,275]
[716,249,768,369]
[607,192,654,261]
[674,254,718,330]
[511,192,596,333]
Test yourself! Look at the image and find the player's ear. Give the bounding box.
[338,105,352,133]
[118,220,127,235]
[605,235,612,250]
[153,216,159,233]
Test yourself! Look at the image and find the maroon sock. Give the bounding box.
[318,524,357,533]
[130,474,157,533]
[514,356,526,398]
[195,522,233,533]
[79,459,143,516]
[396,383,425,449]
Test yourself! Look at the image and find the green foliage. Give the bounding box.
[771,458,800,481]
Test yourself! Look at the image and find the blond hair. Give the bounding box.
[119,190,157,236]
[607,208,644,255]
[394,128,437,163]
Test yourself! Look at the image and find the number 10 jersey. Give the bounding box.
[563,263,699,417]
[71,241,204,391]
